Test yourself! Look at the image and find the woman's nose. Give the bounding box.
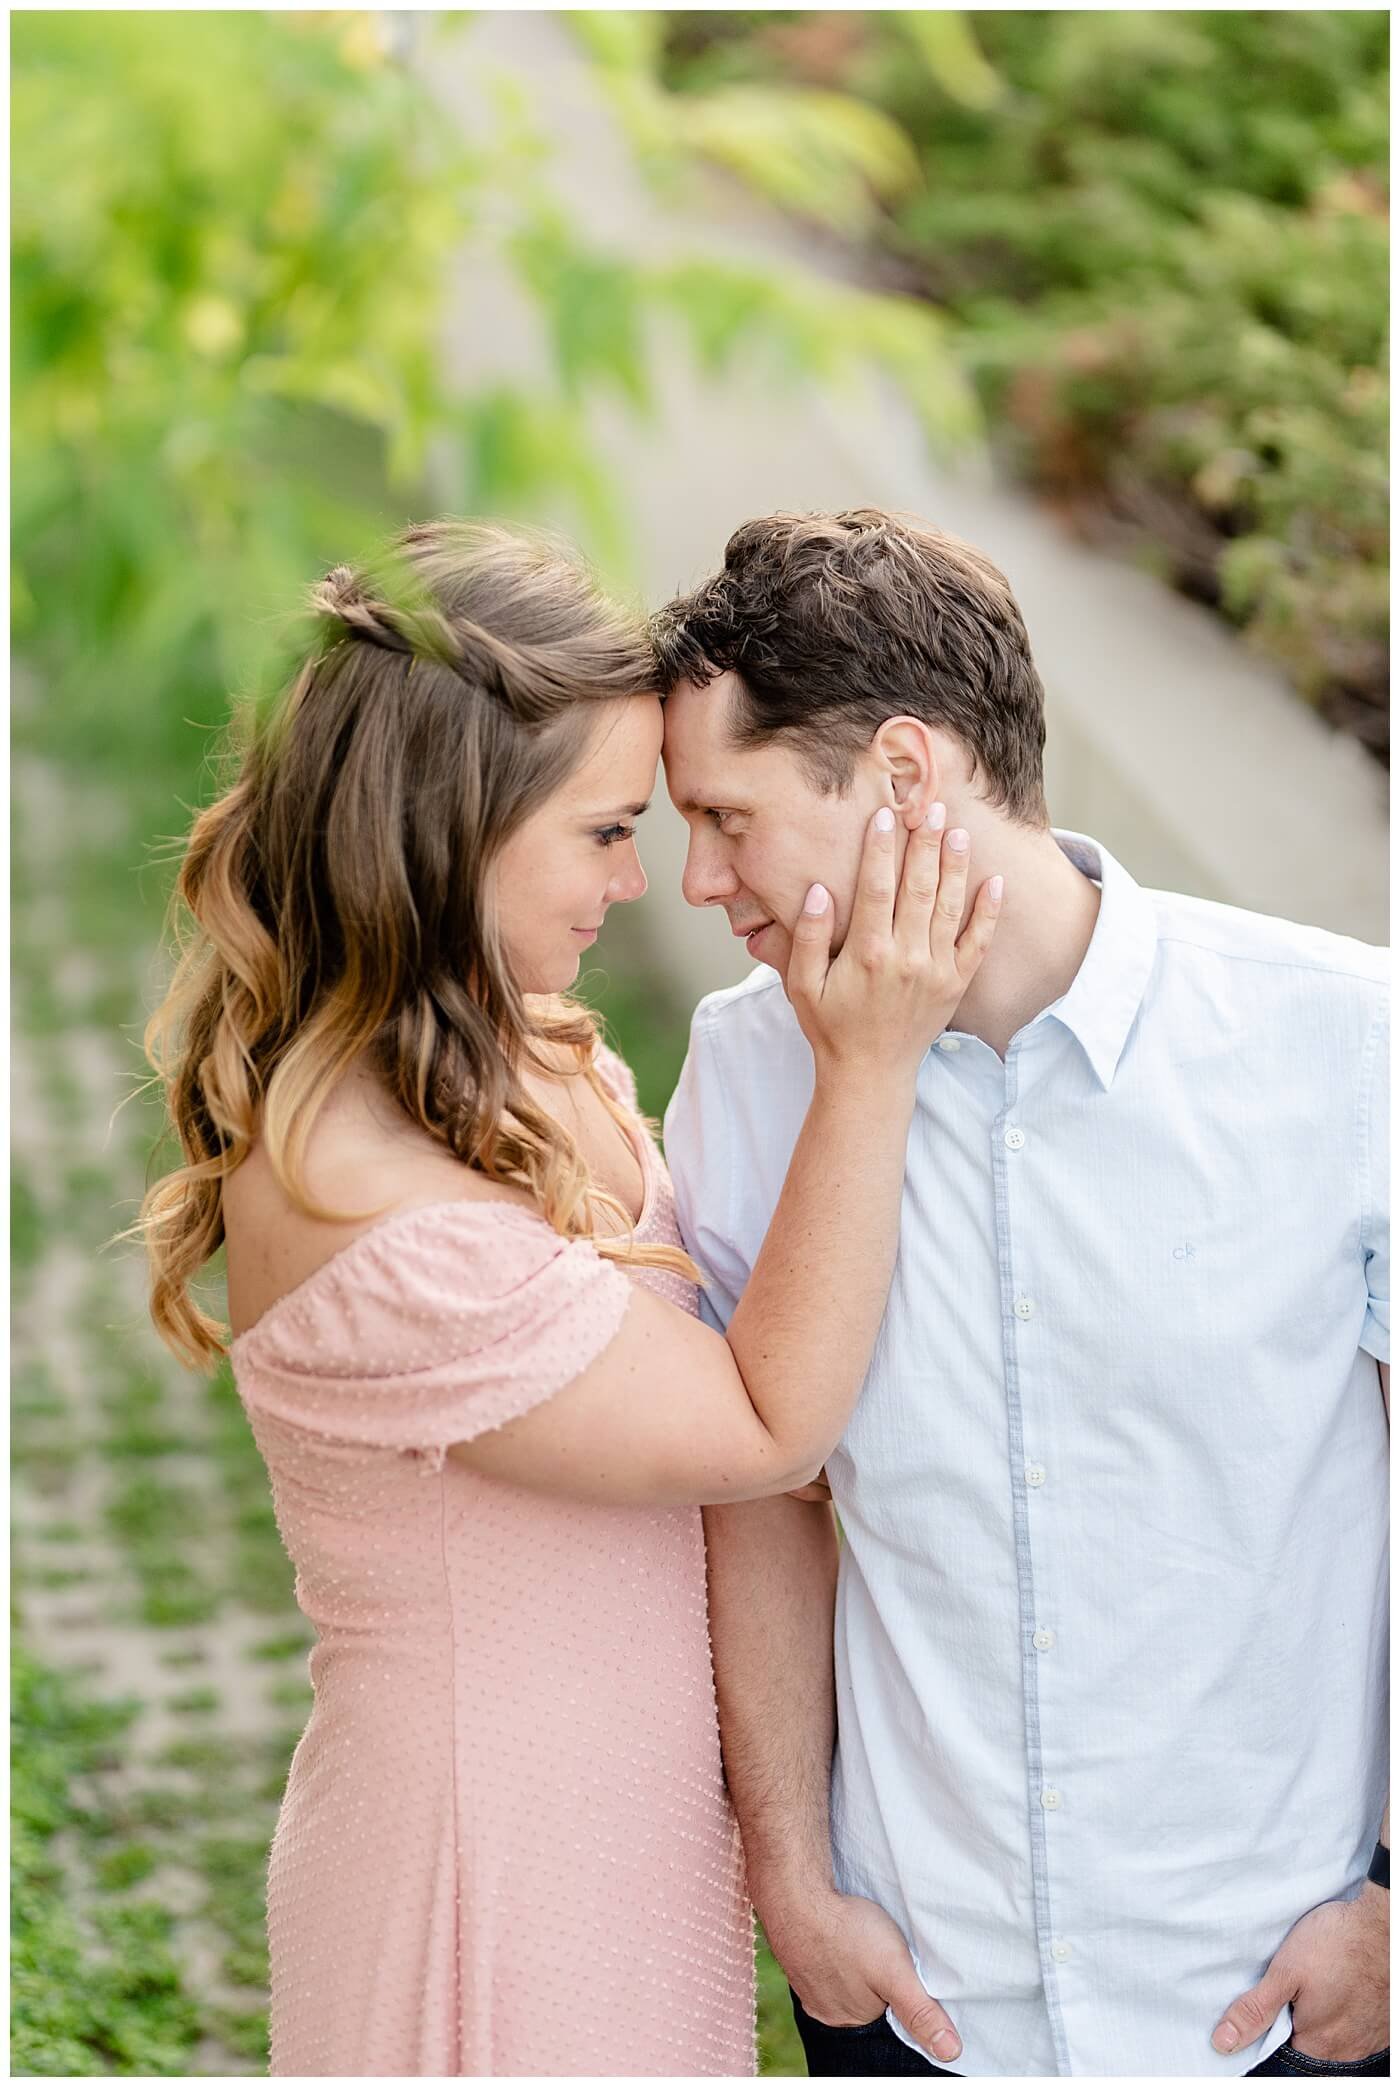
[609,842,647,904]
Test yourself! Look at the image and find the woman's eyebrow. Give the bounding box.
[585,800,651,819]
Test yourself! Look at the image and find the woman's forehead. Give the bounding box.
[566,696,662,797]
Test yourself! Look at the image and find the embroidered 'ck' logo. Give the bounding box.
[1172,1242,1197,1263]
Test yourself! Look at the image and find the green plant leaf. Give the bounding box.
[889,13,1004,112]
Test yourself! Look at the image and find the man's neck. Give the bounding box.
[951,823,1103,1059]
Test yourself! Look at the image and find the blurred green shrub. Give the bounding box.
[11,1648,199,2076]
[657,10,1389,754]
[14,12,453,806]
[11,10,683,831]
[14,10,983,827]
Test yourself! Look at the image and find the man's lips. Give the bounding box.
[730,919,773,940]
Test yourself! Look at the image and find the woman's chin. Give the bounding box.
[514,933,599,997]
[538,952,586,996]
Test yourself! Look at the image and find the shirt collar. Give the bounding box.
[1036,830,1159,1091]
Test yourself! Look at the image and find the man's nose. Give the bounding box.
[681,833,738,910]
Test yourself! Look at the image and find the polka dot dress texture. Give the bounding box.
[230,1049,756,2077]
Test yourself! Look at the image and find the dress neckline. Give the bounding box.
[229,1109,659,1360]
[612,1104,659,1235]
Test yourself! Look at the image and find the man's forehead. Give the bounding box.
[663,674,732,761]
[663,670,736,727]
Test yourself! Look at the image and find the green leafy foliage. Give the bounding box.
[756,1922,808,2075]
[14,9,978,833]
[653,255,977,449]
[673,83,921,236]
[11,1649,203,2076]
[659,10,1389,754]
[10,15,644,819]
[13,12,457,813]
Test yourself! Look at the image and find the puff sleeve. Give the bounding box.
[231,1203,633,1464]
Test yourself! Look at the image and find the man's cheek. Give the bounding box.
[823,908,853,960]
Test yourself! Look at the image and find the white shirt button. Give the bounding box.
[1024,1464,1047,1488]
[1051,1941,1073,1963]
[1004,1126,1027,1151]
[1033,1628,1056,1651]
[1041,1787,1063,1811]
[937,1036,961,1053]
[1014,1296,1036,1320]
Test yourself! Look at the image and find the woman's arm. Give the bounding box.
[449,807,1001,1506]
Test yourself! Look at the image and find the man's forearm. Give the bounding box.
[703,1493,841,1931]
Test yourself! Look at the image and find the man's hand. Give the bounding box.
[767,1886,963,2067]
[1211,1885,1389,2060]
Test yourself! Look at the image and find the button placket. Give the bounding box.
[996,1042,1071,2067]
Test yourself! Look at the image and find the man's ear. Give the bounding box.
[870,716,941,820]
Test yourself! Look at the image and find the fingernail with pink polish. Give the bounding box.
[925,803,947,831]
[989,875,1004,903]
[947,828,969,853]
[875,807,895,833]
[804,883,829,914]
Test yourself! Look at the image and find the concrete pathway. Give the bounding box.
[11,734,307,2073]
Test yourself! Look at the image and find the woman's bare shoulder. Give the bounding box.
[222,1092,532,1340]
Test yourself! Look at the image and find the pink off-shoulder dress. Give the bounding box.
[230,1051,755,2077]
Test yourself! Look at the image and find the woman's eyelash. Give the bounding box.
[594,824,636,847]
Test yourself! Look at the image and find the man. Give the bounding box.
[654,511,1389,2078]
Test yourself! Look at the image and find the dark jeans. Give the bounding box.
[790,1990,958,2076]
[1246,2050,1390,2078]
[790,1991,1390,2078]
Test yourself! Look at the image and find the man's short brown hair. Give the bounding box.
[650,508,1048,824]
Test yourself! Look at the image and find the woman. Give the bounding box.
[138,519,1001,2076]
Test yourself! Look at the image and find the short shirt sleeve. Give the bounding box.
[662,1012,752,1334]
[1360,991,1389,1366]
[231,1203,633,1460]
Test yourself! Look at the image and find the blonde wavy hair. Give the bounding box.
[138,518,700,1371]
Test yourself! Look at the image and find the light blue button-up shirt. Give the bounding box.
[663,833,1389,2078]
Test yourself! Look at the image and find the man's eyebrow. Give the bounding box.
[674,794,740,815]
